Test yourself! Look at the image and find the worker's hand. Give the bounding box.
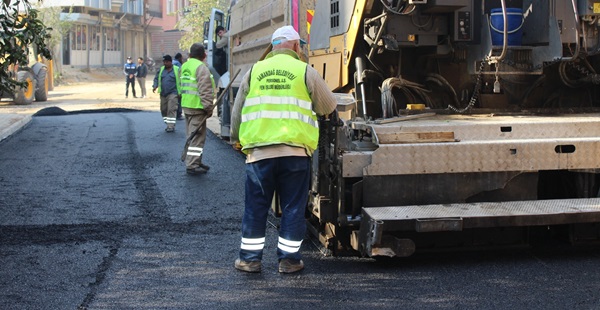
[232,141,242,151]
[152,88,157,93]
[205,105,214,118]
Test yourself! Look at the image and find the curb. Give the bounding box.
[0,114,32,143]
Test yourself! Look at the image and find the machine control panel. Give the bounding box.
[455,10,472,41]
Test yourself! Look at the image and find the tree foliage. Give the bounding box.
[176,0,229,51]
[0,0,52,95]
[36,5,72,79]
[36,6,70,53]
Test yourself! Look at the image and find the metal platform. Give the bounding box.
[343,114,600,177]
[363,198,600,233]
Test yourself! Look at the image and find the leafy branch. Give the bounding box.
[175,0,229,51]
[0,0,52,95]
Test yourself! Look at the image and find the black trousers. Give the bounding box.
[125,77,136,97]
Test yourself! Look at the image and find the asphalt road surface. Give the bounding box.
[1,109,600,309]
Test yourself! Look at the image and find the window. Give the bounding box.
[147,0,162,18]
[71,28,76,50]
[90,26,100,51]
[72,25,88,50]
[167,0,174,14]
[105,28,120,51]
[330,0,340,29]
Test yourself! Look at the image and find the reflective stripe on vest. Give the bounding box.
[180,58,214,109]
[239,54,317,155]
[157,65,181,94]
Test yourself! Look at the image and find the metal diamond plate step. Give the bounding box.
[363,198,600,232]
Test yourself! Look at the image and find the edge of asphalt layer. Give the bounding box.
[33,106,144,117]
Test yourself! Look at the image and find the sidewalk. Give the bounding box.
[0,113,32,143]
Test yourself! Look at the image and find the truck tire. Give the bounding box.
[13,71,35,105]
[34,67,48,102]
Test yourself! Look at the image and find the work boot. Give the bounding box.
[278,259,304,274]
[199,163,211,171]
[234,259,261,273]
[186,166,207,175]
[165,127,175,133]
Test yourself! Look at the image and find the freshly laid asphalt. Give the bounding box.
[2,77,600,309]
[2,110,600,309]
[0,109,223,144]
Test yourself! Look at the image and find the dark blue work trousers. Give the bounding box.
[239,156,311,262]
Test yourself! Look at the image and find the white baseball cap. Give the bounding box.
[271,25,306,46]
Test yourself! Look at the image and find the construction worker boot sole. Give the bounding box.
[199,164,211,171]
[186,167,207,175]
[234,259,261,273]
[278,259,304,274]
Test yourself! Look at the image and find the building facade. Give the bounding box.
[147,0,189,63]
[43,0,179,68]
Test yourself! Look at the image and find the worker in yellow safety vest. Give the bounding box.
[230,25,337,274]
[179,43,216,175]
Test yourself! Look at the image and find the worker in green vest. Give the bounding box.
[179,43,216,175]
[152,54,181,132]
[231,25,337,274]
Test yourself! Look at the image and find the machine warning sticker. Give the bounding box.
[595,3,600,14]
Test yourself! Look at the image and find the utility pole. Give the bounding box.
[143,0,148,59]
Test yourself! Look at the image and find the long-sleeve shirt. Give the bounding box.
[182,59,216,115]
[198,61,216,110]
[136,63,148,78]
[152,66,179,96]
[231,48,337,163]
[216,32,229,49]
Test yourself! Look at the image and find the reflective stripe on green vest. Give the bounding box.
[180,58,215,109]
[157,65,181,94]
[239,53,318,155]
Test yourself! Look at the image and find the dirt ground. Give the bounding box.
[0,67,161,114]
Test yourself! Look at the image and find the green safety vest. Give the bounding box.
[157,65,181,94]
[180,58,215,109]
[239,53,318,155]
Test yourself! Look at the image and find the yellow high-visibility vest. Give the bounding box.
[239,53,318,155]
[180,59,214,109]
[157,65,180,94]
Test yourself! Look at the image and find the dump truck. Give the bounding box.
[212,0,600,258]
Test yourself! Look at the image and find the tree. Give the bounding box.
[36,5,72,81]
[0,0,52,95]
[176,0,229,50]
